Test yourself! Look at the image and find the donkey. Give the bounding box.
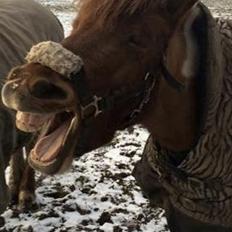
[0,0,64,213]
[1,0,232,231]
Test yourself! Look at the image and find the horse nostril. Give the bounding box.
[30,80,67,100]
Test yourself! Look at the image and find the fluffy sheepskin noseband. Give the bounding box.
[25,41,83,77]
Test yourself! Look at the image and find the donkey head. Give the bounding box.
[2,0,198,174]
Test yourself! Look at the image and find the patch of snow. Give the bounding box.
[2,125,168,231]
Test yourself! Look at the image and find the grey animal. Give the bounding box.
[0,0,64,213]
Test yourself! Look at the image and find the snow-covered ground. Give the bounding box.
[0,0,232,231]
[2,127,170,232]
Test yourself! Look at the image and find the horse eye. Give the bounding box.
[128,35,141,47]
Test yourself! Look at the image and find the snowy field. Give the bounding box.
[0,0,232,232]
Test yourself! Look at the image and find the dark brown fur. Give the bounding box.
[0,105,36,213]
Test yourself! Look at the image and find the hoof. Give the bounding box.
[18,190,37,212]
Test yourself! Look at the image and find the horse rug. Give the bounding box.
[0,0,63,78]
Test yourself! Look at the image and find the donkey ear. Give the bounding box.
[162,0,198,21]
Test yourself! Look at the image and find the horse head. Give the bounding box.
[2,0,200,174]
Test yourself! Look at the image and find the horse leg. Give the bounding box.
[18,161,36,211]
[0,145,9,214]
[9,147,36,211]
[8,149,25,206]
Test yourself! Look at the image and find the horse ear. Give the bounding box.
[162,0,198,22]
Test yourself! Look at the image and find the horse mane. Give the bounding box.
[75,0,156,26]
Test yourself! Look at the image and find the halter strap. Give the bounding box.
[70,69,156,122]
[71,67,183,123]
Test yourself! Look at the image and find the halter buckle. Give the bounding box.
[81,95,103,118]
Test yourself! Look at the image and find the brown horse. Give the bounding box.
[2,0,232,231]
[0,0,64,213]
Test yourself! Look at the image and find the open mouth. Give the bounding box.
[16,110,77,169]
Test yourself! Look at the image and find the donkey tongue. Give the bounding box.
[34,121,70,162]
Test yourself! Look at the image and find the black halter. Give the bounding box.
[70,64,184,124]
[70,63,184,157]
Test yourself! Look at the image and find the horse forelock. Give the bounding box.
[76,0,156,26]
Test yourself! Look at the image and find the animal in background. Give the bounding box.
[0,0,64,213]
